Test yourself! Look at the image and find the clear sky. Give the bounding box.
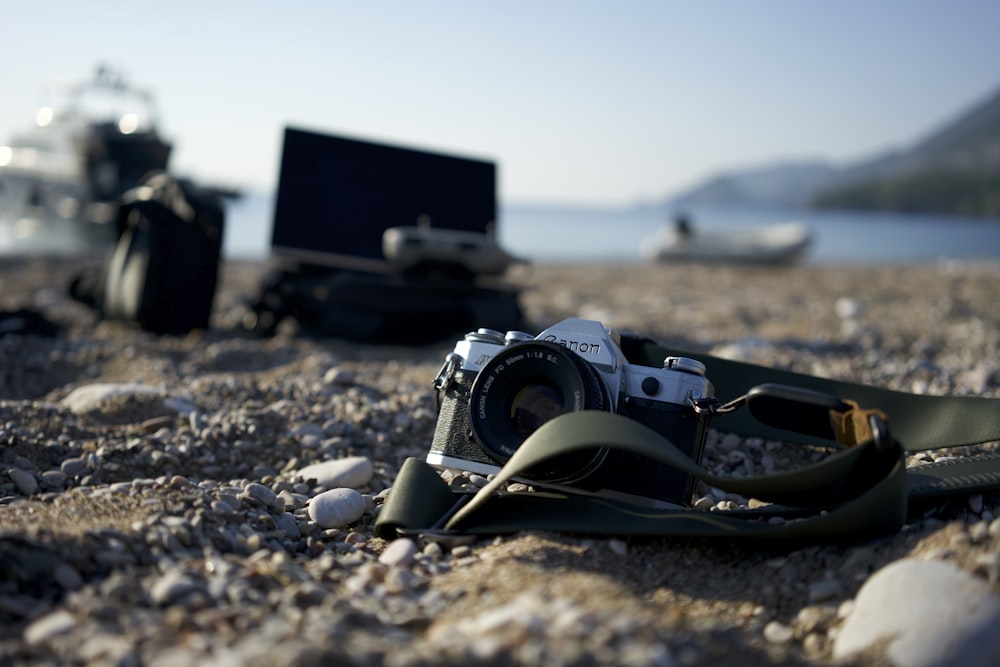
[2,1,998,206]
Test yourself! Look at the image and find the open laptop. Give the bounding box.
[270,126,502,274]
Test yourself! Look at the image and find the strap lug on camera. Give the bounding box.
[433,353,460,392]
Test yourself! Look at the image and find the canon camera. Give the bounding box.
[427,318,715,507]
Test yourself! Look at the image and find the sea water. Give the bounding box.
[223,190,1000,264]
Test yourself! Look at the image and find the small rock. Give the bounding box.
[835,297,864,320]
[242,482,277,507]
[608,539,628,556]
[275,513,300,539]
[8,468,37,495]
[41,470,67,490]
[168,475,196,489]
[149,570,202,606]
[216,493,241,512]
[60,383,165,414]
[24,609,77,644]
[718,433,743,451]
[296,457,374,490]
[956,365,993,394]
[807,578,842,603]
[834,558,1000,667]
[308,488,366,528]
[60,458,88,478]
[324,367,356,386]
[289,424,325,440]
[379,538,417,567]
[423,541,445,561]
[53,562,84,591]
[383,567,418,594]
[763,620,794,644]
[969,521,990,544]
[795,605,835,633]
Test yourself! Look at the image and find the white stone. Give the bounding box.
[379,538,417,567]
[296,457,373,490]
[24,609,77,644]
[763,620,794,644]
[60,383,166,413]
[833,558,1000,667]
[308,488,366,528]
[835,296,864,319]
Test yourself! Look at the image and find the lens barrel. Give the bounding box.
[468,341,609,482]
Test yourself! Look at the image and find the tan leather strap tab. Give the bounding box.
[830,400,889,446]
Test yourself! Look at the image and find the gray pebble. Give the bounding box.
[807,578,842,603]
[834,558,1000,667]
[217,493,241,512]
[277,489,302,511]
[324,367,356,386]
[211,499,235,516]
[60,457,88,477]
[149,570,202,606]
[41,470,67,489]
[308,488,366,528]
[8,468,37,495]
[968,494,984,514]
[275,512,300,539]
[242,482,277,506]
[53,563,84,591]
[289,424,325,439]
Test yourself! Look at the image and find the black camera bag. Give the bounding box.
[71,172,225,335]
[248,265,524,345]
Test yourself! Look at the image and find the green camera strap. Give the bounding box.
[375,341,1000,541]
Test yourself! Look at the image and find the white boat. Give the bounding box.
[640,220,812,264]
[0,66,172,254]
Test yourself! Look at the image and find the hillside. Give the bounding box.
[669,161,838,209]
[670,84,1000,218]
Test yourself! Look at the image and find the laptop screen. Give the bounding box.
[271,126,497,271]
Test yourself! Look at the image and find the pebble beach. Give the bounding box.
[2,255,1000,667]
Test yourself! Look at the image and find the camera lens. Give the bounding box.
[468,341,609,482]
[509,383,565,437]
